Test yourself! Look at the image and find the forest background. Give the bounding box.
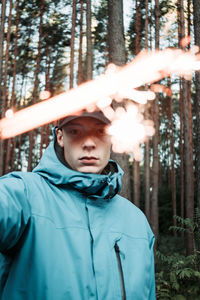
[0,0,200,298]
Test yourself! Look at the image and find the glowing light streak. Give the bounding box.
[180,35,191,47]
[39,91,51,100]
[0,48,200,141]
[5,109,14,118]
[151,84,172,96]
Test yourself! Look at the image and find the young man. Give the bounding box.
[0,110,155,300]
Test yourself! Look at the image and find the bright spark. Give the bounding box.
[5,109,14,118]
[39,91,51,100]
[107,103,155,160]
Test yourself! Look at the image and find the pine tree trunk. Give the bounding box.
[40,41,52,158]
[3,0,13,117]
[86,0,92,80]
[135,0,141,55]
[108,0,131,200]
[0,0,7,176]
[133,0,141,206]
[178,0,194,255]
[10,136,17,170]
[182,79,194,255]
[0,0,6,96]
[145,0,149,49]
[151,0,160,239]
[144,0,150,221]
[144,129,150,221]
[28,0,45,171]
[5,0,20,174]
[108,0,126,66]
[77,0,84,85]
[43,42,52,151]
[193,0,200,210]
[179,82,185,240]
[17,134,22,170]
[133,160,140,207]
[168,81,177,233]
[69,0,77,89]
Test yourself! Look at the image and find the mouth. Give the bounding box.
[79,156,99,165]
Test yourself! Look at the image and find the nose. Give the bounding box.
[82,135,96,150]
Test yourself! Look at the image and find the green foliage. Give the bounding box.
[156,250,200,299]
[156,212,200,299]
[169,209,200,251]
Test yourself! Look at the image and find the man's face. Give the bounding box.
[56,117,111,174]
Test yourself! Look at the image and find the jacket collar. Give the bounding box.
[33,134,123,200]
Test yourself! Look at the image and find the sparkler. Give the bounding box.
[0,47,200,158]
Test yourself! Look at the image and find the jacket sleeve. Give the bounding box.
[0,176,31,252]
[149,235,156,300]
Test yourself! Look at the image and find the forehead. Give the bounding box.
[64,116,106,127]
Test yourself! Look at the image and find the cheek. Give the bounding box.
[63,142,79,162]
[102,140,111,158]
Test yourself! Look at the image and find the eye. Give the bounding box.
[66,128,82,137]
[96,128,106,136]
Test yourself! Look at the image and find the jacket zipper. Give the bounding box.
[114,243,126,300]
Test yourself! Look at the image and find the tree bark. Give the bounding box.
[108,0,126,66]
[5,0,19,174]
[40,43,51,158]
[177,0,194,255]
[145,0,149,50]
[193,0,200,210]
[151,0,160,239]
[28,0,45,171]
[133,0,141,206]
[179,81,185,241]
[108,0,131,200]
[168,81,177,233]
[182,79,194,255]
[77,0,84,85]
[144,0,150,221]
[86,0,92,80]
[135,0,141,55]
[0,0,8,175]
[2,0,12,117]
[0,0,6,96]
[133,160,140,207]
[69,0,77,89]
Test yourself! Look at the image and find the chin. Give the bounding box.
[78,166,102,174]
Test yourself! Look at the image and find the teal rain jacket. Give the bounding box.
[0,140,155,300]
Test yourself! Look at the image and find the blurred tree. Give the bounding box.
[69,0,77,88]
[177,0,194,255]
[168,79,177,233]
[133,0,141,208]
[151,0,160,242]
[5,0,20,174]
[0,0,7,175]
[86,0,92,80]
[107,0,131,200]
[28,0,45,171]
[193,0,200,210]
[0,0,6,100]
[144,0,151,221]
[77,0,84,85]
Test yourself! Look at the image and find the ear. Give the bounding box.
[56,128,64,147]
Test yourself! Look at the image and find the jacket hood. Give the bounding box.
[33,134,123,200]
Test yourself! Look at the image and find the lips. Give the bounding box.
[79,156,98,164]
